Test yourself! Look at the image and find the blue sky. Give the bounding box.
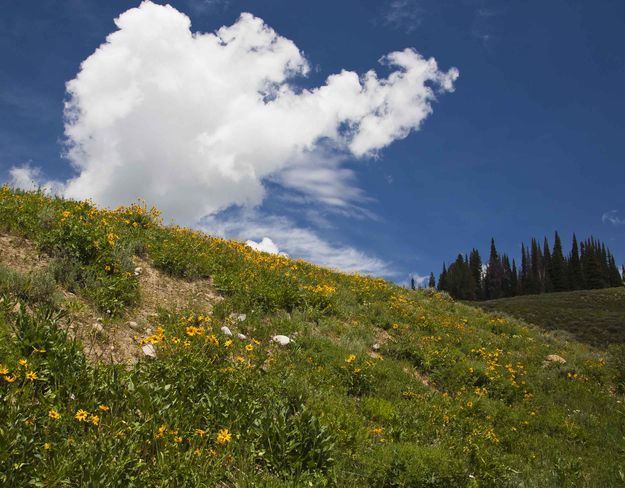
[1,0,624,282]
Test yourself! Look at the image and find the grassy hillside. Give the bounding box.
[1,187,624,486]
[474,288,625,347]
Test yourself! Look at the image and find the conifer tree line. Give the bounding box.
[434,233,624,300]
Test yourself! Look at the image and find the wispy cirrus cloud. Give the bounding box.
[602,210,625,226]
[203,210,395,277]
[379,0,423,34]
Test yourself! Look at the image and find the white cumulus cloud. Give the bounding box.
[8,164,64,194]
[246,237,285,255]
[58,0,457,225]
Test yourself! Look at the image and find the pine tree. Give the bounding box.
[438,264,448,292]
[584,238,606,289]
[428,272,436,288]
[520,243,531,294]
[485,239,504,299]
[550,231,568,292]
[568,234,583,290]
[469,249,483,300]
[511,259,519,295]
[530,239,543,294]
[607,254,622,287]
[542,237,552,292]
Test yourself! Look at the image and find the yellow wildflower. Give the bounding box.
[245,344,254,352]
[75,409,89,422]
[195,428,206,437]
[174,436,183,444]
[3,375,16,383]
[216,428,232,445]
[345,354,356,364]
[18,359,27,367]
[0,365,8,375]
[26,371,38,381]
[32,347,46,353]
[224,339,233,348]
[48,409,61,420]
[98,405,110,411]
[44,442,51,450]
[371,427,383,435]
[90,415,100,426]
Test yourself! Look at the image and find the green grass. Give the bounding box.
[473,287,625,347]
[1,187,625,486]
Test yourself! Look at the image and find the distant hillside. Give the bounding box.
[0,187,624,486]
[473,287,625,347]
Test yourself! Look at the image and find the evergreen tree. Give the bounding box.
[542,237,552,292]
[468,249,483,300]
[410,277,416,291]
[568,234,583,290]
[511,259,519,295]
[520,243,531,294]
[485,239,504,299]
[438,264,448,292]
[607,254,622,287]
[428,272,436,289]
[584,238,607,289]
[530,239,543,294]
[550,231,568,292]
[502,254,513,297]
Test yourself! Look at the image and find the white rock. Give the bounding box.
[93,323,103,333]
[372,343,381,351]
[221,326,233,336]
[545,354,566,364]
[12,302,21,314]
[237,333,247,340]
[96,317,103,323]
[142,344,156,358]
[134,267,142,276]
[128,321,141,331]
[236,314,246,322]
[271,335,291,346]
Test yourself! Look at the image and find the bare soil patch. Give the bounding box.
[1,232,221,365]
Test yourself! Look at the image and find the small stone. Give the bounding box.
[96,317,103,323]
[12,302,21,314]
[93,323,104,333]
[237,333,247,340]
[221,326,233,336]
[134,267,142,276]
[142,343,156,358]
[271,335,291,346]
[128,321,141,331]
[146,327,153,334]
[545,354,566,364]
[372,343,381,351]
